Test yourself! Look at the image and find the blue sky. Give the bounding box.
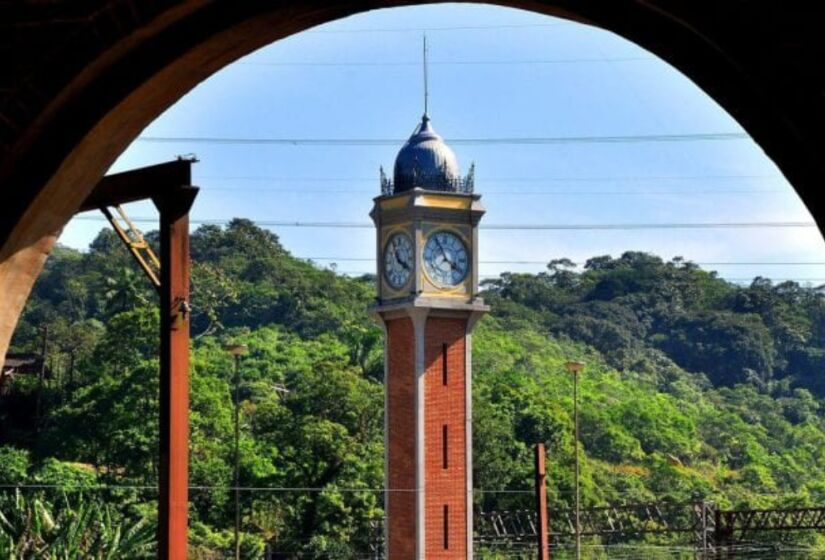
[63,3,825,284]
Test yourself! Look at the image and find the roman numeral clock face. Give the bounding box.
[424,231,469,287]
[383,232,414,289]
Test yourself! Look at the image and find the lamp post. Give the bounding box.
[565,360,585,560]
[225,343,248,560]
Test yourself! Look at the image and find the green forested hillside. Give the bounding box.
[2,219,825,556]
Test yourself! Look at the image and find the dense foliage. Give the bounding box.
[3,219,825,555]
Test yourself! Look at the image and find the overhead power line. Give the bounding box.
[331,271,825,283]
[196,173,779,183]
[240,56,652,67]
[476,221,816,231]
[200,187,784,196]
[308,22,571,34]
[137,131,749,147]
[195,172,787,195]
[301,257,825,266]
[71,215,816,231]
[675,262,825,266]
[721,278,825,282]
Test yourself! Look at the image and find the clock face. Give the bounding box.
[423,231,469,287]
[383,232,414,289]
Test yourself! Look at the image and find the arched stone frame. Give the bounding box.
[2,0,825,357]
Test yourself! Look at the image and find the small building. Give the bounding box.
[1,353,51,394]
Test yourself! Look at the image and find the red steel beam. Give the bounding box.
[77,160,198,558]
[155,186,198,560]
[79,159,194,213]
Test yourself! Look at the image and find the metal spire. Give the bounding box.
[423,34,429,119]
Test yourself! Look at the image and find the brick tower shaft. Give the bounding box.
[384,312,475,558]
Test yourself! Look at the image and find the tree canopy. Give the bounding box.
[3,223,825,555]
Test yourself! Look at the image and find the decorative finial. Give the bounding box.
[423,34,429,120]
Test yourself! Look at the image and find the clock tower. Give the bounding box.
[370,113,488,559]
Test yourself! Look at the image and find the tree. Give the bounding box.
[657,312,776,386]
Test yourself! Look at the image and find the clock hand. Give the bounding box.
[434,237,455,269]
[434,236,446,256]
[394,249,411,270]
[439,242,461,272]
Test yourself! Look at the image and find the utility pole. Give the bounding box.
[565,361,585,560]
[534,443,549,560]
[225,343,248,560]
[35,325,48,433]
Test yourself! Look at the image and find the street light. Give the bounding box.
[565,360,585,560]
[224,343,248,560]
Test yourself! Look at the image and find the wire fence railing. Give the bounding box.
[3,485,825,559]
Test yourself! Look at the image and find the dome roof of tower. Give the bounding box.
[393,115,461,192]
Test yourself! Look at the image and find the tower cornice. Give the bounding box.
[369,295,489,324]
[370,188,485,227]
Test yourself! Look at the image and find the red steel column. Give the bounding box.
[155,187,198,560]
[535,443,549,560]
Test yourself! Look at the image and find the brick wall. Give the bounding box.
[386,315,469,559]
[424,317,467,558]
[386,317,416,559]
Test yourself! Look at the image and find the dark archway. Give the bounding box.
[2,1,824,355]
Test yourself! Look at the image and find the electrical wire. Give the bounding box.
[195,173,779,183]
[0,484,798,498]
[70,215,816,231]
[198,187,786,196]
[191,173,789,195]
[136,131,748,146]
[299,257,825,266]
[0,484,565,495]
[239,56,653,67]
[307,22,572,34]
[333,272,825,283]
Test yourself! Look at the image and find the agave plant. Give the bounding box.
[0,490,155,559]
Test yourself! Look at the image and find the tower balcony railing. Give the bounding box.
[380,164,475,196]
